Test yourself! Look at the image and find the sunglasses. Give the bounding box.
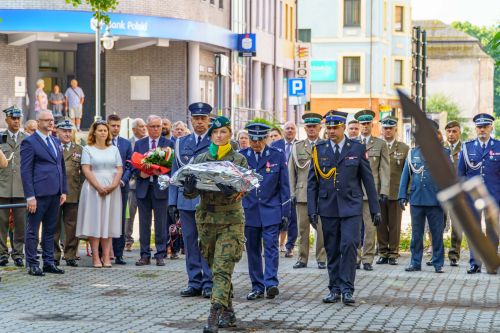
[95,120,108,125]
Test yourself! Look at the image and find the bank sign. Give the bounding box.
[0,9,237,49]
[311,60,337,82]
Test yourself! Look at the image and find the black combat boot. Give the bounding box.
[203,303,224,333]
[218,306,236,328]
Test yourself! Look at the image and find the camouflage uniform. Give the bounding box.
[184,148,248,308]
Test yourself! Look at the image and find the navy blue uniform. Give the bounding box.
[398,147,448,270]
[168,133,213,290]
[307,137,379,295]
[457,138,500,268]
[242,146,291,293]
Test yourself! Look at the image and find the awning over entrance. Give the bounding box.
[0,9,237,50]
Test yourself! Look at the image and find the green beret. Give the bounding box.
[445,120,460,129]
[207,116,231,136]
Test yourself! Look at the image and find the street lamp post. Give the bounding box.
[94,18,114,122]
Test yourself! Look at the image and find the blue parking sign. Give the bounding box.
[288,78,306,97]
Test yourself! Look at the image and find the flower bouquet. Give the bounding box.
[129,147,174,176]
[162,161,262,192]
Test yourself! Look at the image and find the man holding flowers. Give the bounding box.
[133,115,174,267]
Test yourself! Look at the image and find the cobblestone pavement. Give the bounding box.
[0,248,499,333]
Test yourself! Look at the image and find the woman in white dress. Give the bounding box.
[76,120,123,268]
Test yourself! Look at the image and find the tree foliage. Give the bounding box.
[65,0,118,25]
[427,94,471,140]
[451,21,500,117]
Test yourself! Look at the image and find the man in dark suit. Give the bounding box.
[242,123,291,300]
[108,114,133,265]
[282,121,298,258]
[308,110,380,305]
[133,115,174,266]
[20,110,67,276]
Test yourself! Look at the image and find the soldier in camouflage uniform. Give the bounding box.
[182,116,248,333]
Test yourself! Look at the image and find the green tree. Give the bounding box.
[451,22,500,117]
[494,119,500,139]
[65,0,118,25]
[427,94,471,140]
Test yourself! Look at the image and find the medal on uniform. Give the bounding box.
[265,161,271,173]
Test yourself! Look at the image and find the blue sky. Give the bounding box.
[412,0,499,27]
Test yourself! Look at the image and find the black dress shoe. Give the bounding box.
[202,288,213,299]
[293,261,307,269]
[450,259,458,267]
[426,260,433,266]
[28,266,45,276]
[266,286,279,299]
[356,263,361,269]
[66,259,78,267]
[115,257,126,265]
[285,249,293,258]
[246,290,264,300]
[467,264,481,274]
[405,265,421,272]
[14,258,24,267]
[0,258,8,266]
[180,286,202,297]
[388,258,398,265]
[376,257,388,264]
[43,264,65,274]
[54,260,60,266]
[322,291,341,303]
[435,267,444,273]
[318,262,326,269]
[156,258,166,266]
[363,263,373,271]
[342,292,355,305]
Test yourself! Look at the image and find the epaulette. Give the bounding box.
[346,138,362,147]
[465,139,475,144]
[268,146,281,153]
[314,139,328,146]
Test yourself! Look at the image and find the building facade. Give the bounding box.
[0,0,234,127]
[414,20,495,126]
[298,0,412,126]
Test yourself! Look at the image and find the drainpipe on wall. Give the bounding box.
[369,0,373,110]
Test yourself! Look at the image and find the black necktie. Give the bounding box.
[482,143,486,153]
[256,152,261,162]
[333,144,340,164]
[197,136,202,146]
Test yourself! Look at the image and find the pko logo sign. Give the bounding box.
[288,78,306,97]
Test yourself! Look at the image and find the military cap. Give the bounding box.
[354,109,375,123]
[324,110,348,127]
[207,116,230,137]
[473,113,495,126]
[445,120,460,129]
[302,112,322,125]
[245,122,271,141]
[381,116,398,128]
[56,119,74,130]
[3,106,23,118]
[188,102,212,116]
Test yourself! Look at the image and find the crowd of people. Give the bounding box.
[0,101,498,333]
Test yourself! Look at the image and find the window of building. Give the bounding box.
[285,4,289,40]
[344,0,360,27]
[279,1,283,38]
[395,6,404,32]
[298,29,311,42]
[290,6,294,41]
[256,0,260,28]
[382,57,387,87]
[383,1,387,31]
[219,0,223,9]
[269,0,273,33]
[394,59,403,85]
[343,56,361,84]
[210,0,214,4]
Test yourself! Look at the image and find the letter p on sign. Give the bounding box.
[288,78,306,97]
